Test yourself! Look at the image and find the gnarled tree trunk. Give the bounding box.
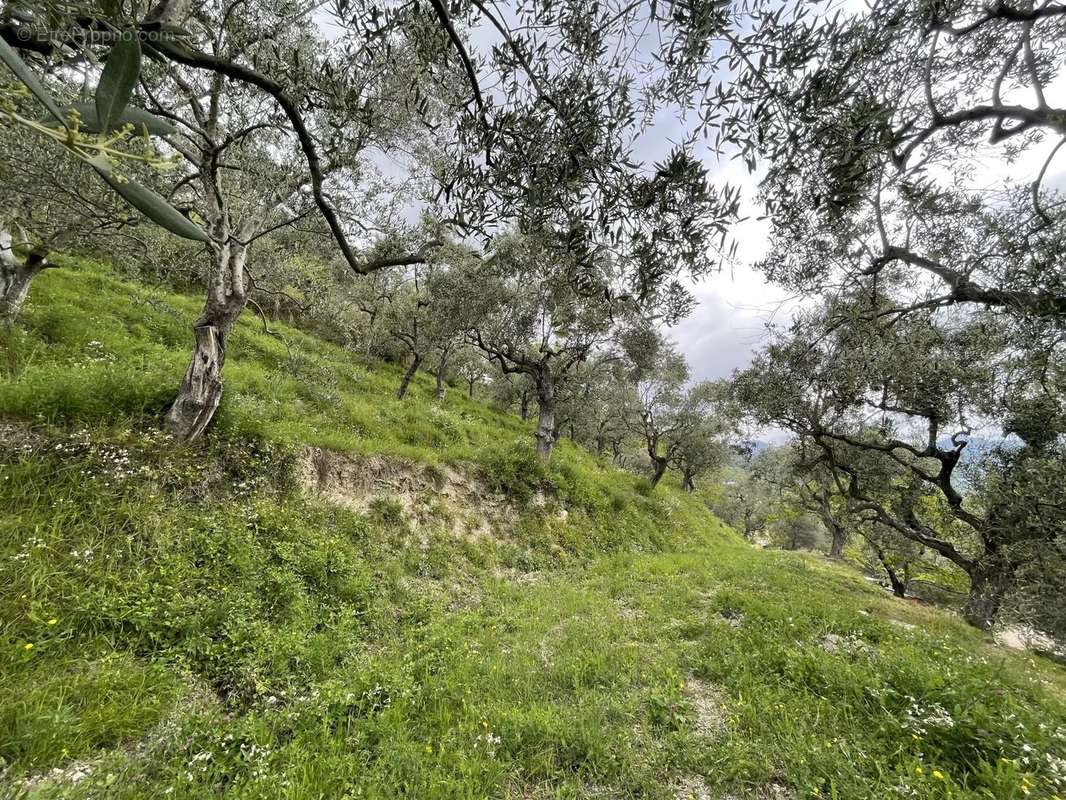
[434,348,448,401]
[871,543,906,598]
[534,372,556,461]
[885,566,907,598]
[681,469,696,492]
[396,352,423,400]
[813,492,848,559]
[961,560,1014,631]
[1,230,50,322]
[822,513,848,559]
[828,528,847,559]
[649,454,669,487]
[164,240,248,441]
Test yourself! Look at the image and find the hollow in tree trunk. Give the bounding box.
[396,352,422,400]
[164,241,249,441]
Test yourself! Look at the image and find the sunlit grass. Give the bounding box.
[0,259,1063,799]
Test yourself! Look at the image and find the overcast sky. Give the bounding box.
[669,141,1066,386]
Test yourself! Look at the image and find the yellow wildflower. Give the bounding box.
[23,643,33,650]
[915,766,923,775]
[932,770,944,780]
[47,618,57,625]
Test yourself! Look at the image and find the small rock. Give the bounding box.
[819,633,870,657]
[994,624,1063,657]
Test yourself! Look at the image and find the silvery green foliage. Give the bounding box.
[0,28,207,241]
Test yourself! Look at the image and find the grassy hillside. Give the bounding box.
[1,259,1064,800]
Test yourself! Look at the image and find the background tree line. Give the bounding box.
[1,0,1062,635]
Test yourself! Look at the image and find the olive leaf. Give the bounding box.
[50,102,177,137]
[93,167,211,243]
[0,37,66,123]
[95,35,143,132]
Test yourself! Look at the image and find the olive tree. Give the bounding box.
[736,296,1065,629]
[720,0,1065,341]
[668,380,732,492]
[453,345,490,400]
[383,244,470,401]
[461,233,620,460]
[3,0,748,444]
[624,340,687,485]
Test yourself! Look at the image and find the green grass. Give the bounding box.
[1,259,1064,799]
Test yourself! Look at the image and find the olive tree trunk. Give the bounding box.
[164,240,249,441]
[871,543,906,598]
[822,515,848,559]
[534,372,556,461]
[961,560,1014,631]
[814,493,848,559]
[681,469,696,492]
[396,352,423,400]
[434,348,449,401]
[649,454,669,487]
[0,230,49,322]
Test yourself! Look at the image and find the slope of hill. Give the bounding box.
[1,259,1064,800]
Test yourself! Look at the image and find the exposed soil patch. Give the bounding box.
[616,600,643,622]
[0,419,45,453]
[298,446,519,541]
[685,676,727,737]
[674,775,712,800]
[673,776,792,800]
[717,608,745,628]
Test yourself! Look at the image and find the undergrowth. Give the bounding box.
[0,259,1063,799]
